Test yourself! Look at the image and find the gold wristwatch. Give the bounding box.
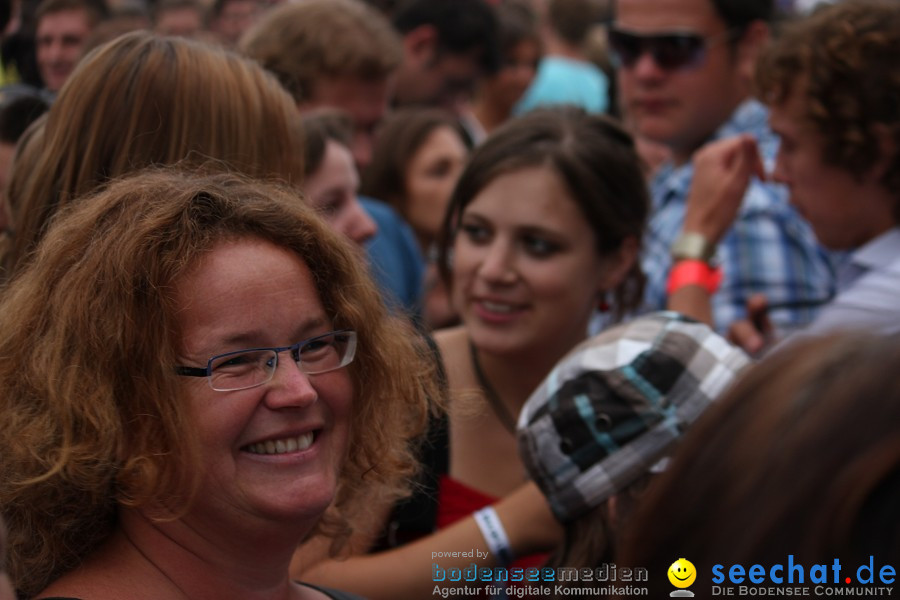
[670,232,717,264]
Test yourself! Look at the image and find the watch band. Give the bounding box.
[671,232,717,264]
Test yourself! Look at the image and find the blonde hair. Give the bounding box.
[5,31,301,275]
[0,169,434,597]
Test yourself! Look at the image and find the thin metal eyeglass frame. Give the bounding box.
[175,329,357,392]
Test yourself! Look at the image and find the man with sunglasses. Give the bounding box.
[670,0,900,354]
[611,0,835,334]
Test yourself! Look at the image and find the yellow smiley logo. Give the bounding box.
[668,558,697,588]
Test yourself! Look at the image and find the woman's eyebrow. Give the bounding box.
[203,315,331,352]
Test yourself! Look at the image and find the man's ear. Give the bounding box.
[735,20,770,85]
[403,24,439,67]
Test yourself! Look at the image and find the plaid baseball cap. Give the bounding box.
[517,312,751,522]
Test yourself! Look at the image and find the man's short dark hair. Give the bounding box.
[548,0,611,47]
[710,0,774,33]
[0,0,11,34]
[393,0,500,73]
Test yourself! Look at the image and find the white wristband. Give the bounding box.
[474,506,514,567]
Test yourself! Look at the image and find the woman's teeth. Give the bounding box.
[245,432,314,455]
[482,301,515,313]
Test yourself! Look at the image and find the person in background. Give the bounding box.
[363,108,467,254]
[3,31,300,279]
[33,0,105,94]
[298,110,378,247]
[77,8,149,55]
[669,0,900,352]
[518,312,750,599]
[610,0,834,333]
[153,0,204,38]
[617,331,900,596]
[361,107,468,328]
[240,0,426,317]
[239,0,400,168]
[462,0,540,145]
[0,169,433,599]
[390,0,499,115]
[514,0,611,116]
[207,0,258,48]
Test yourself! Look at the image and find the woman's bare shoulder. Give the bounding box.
[432,327,470,380]
[432,325,467,355]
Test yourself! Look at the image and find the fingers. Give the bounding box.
[698,134,764,180]
[746,293,770,318]
[742,136,767,182]
[727,293,774,356]
[694,135,745,167]
[684,135,760,240]
[728,319,766,356]
[747,293,773,332]
[726,135,766,183]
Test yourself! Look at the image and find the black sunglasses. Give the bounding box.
[607,28,733,71]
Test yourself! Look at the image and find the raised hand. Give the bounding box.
[683,134,766,244]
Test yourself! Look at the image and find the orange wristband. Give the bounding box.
[666,259,723,295]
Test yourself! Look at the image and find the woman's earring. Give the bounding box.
[597,291,610,313]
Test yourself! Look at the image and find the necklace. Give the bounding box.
[468,340,517,435]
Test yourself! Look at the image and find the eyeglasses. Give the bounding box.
[607,28,735,71]
[176,330,357,392]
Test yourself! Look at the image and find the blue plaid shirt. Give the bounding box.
[641,100,837,332]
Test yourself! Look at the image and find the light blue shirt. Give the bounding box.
[361,197,424,320]
[513,56,609,115]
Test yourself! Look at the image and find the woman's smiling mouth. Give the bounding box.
[242,432,316,455]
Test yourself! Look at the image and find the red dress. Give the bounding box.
[437,474,549,572]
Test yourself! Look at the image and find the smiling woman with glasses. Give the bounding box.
[0,169,437,600]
